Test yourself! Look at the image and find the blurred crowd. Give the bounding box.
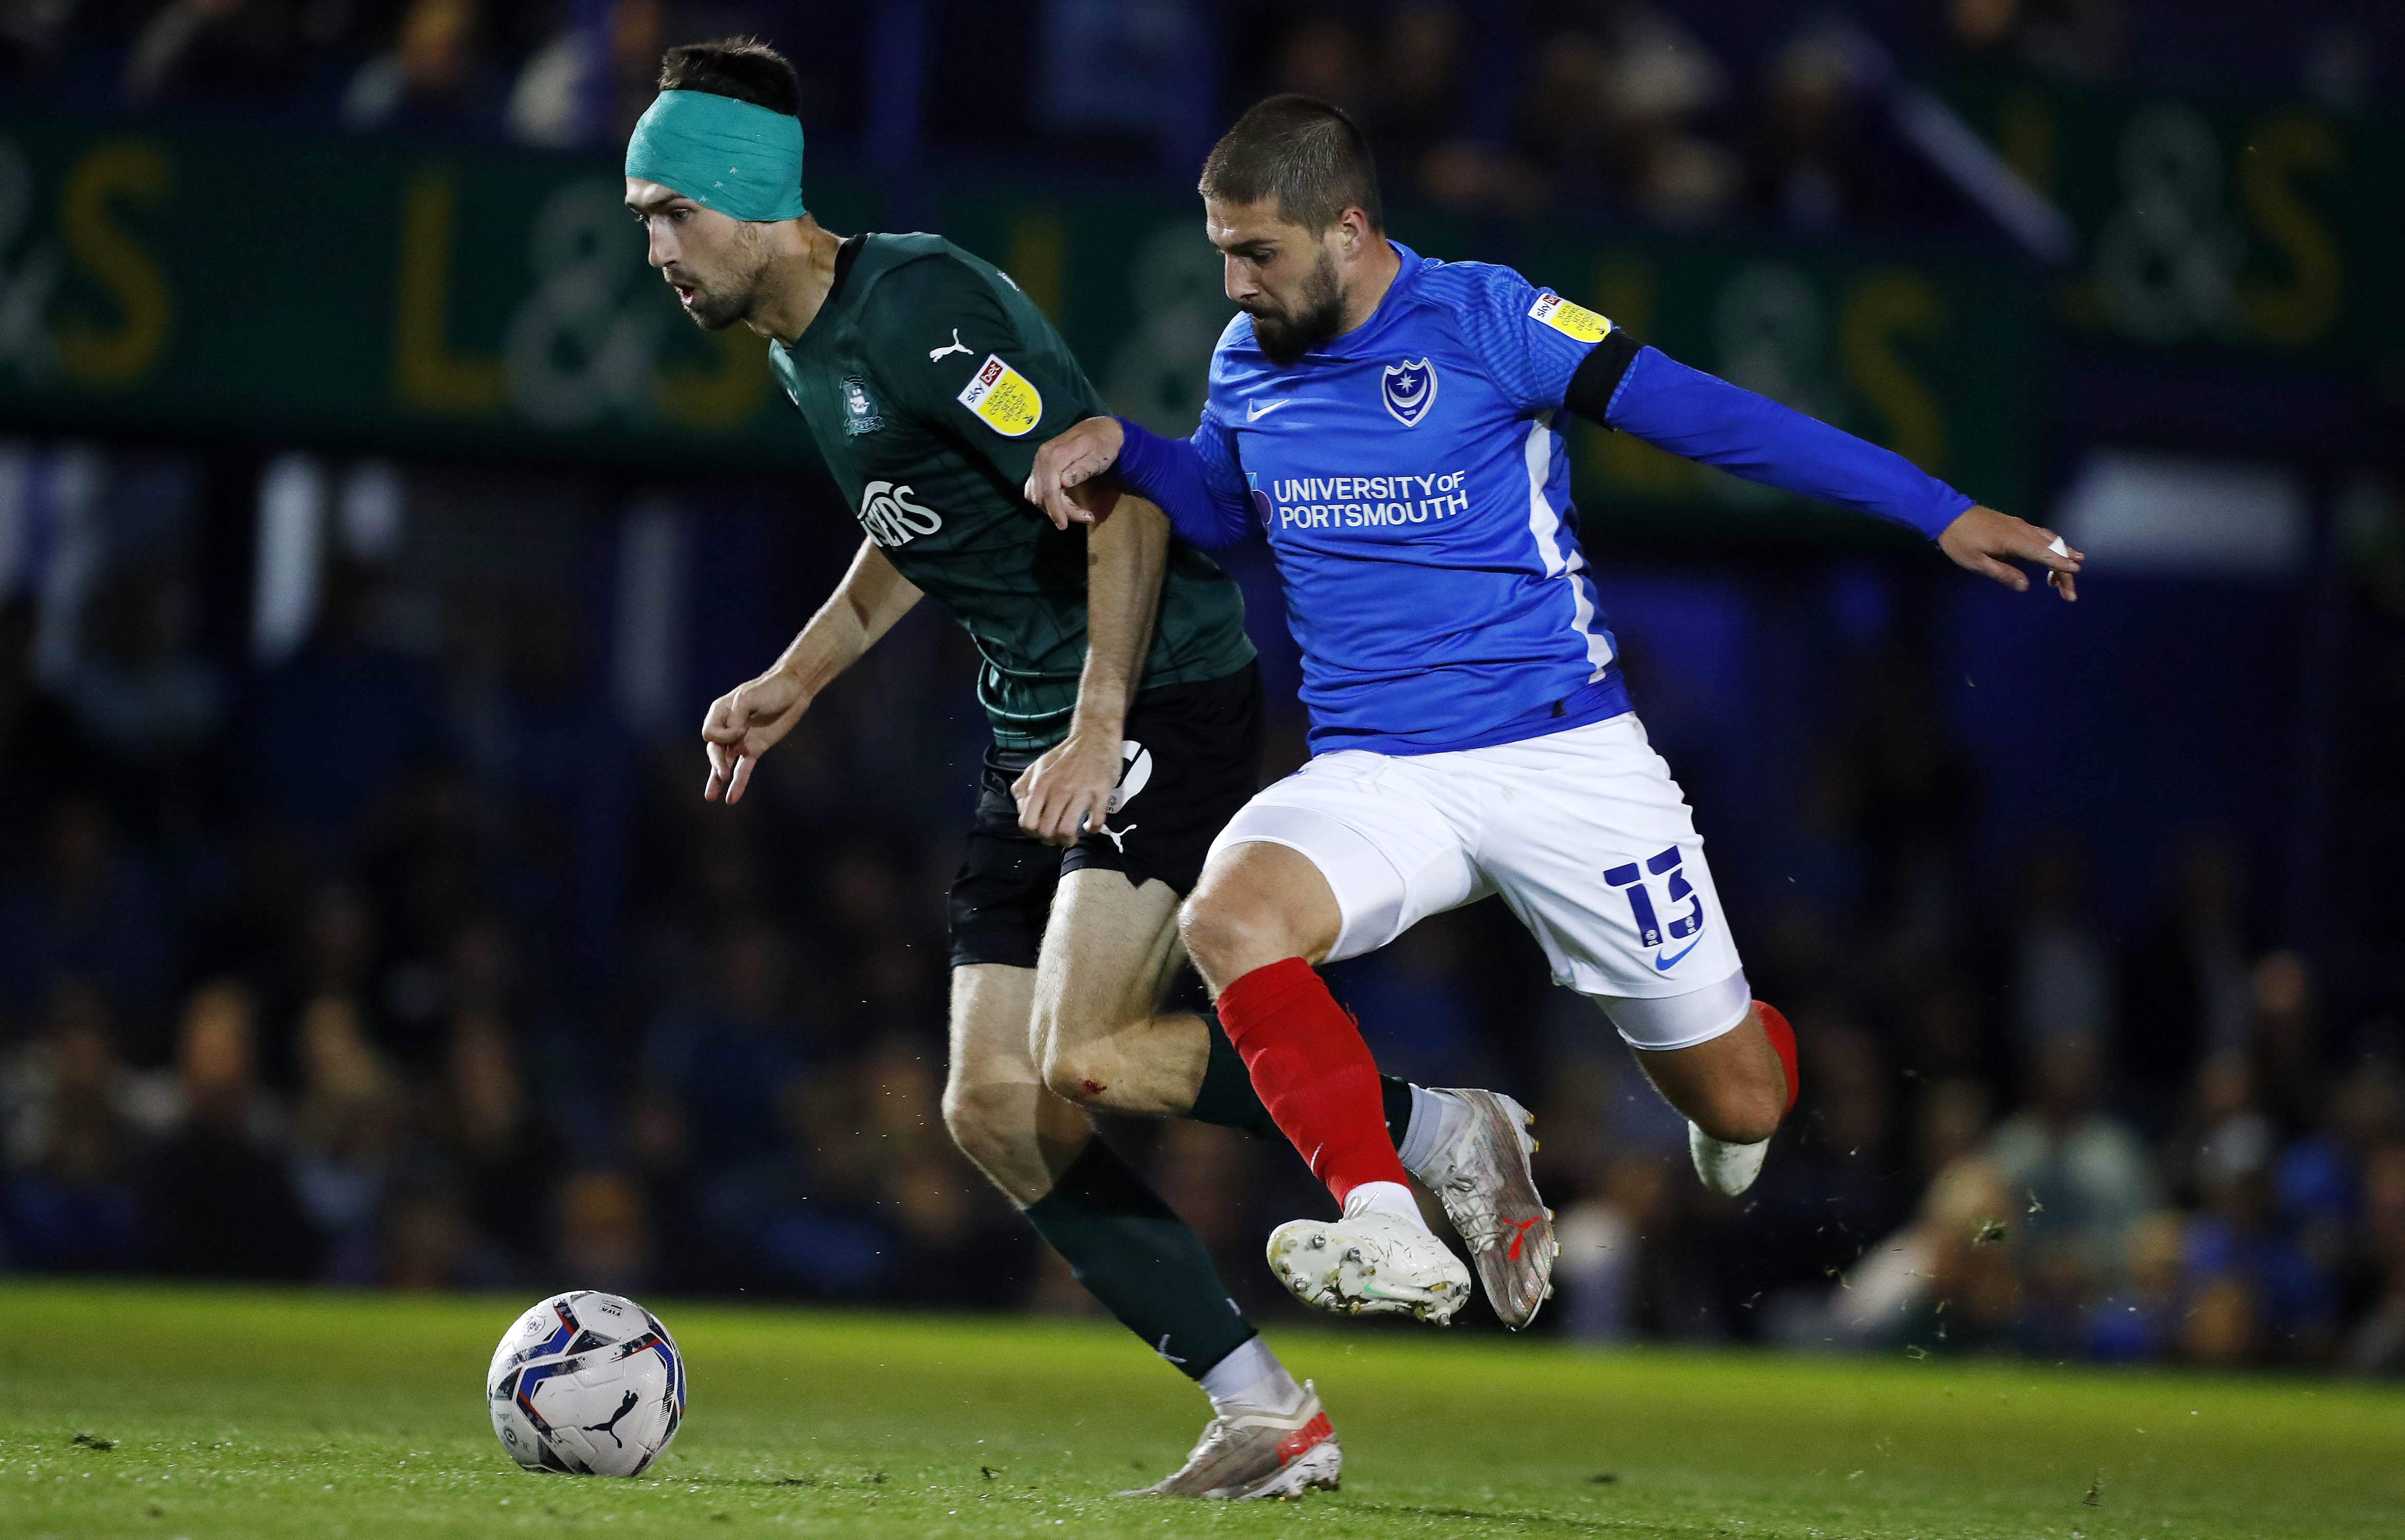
[1,3,2393,237]
[0,438,1029,1307]
[3,435,2404,1381]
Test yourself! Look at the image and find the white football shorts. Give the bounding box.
[1207,712,1751,1051]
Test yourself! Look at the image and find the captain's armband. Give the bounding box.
[1563,330,1642,428]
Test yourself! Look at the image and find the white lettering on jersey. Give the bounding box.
[1261,470,1472,529]
[856,481,945,548]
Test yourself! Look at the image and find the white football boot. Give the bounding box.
[1689,1124,1771,1196]
[1406,1087,1558,1329]
[1267,1196,1473,1325]
[1119,1382,1342,1500]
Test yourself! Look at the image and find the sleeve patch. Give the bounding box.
[954,354,1044,437]
[1528,293,1613,343]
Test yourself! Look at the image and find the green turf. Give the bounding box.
[1,1283,2398,1538]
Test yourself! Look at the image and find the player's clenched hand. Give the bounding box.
[1025,417,1127,530]
[700,667,809,806]
[1012,728,1121,847]
[1937,506,2084,603]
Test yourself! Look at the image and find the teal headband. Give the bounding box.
[624,89,806,222]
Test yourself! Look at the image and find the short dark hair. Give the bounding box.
[658,38,801,117]
[1198,94,1382,234]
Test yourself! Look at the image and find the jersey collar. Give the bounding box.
[776,233,869,356]
[826,233,867,307]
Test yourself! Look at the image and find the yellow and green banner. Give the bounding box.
[0,115,2057,544]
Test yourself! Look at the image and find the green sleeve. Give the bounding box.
[864,254,1106,489]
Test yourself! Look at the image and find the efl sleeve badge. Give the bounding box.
[1527,293,1613,343]
[954,354,1045,438]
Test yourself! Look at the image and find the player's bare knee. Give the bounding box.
[939,1076,1023,1169]
[936,1084,990,1159]
[1038,1041,1121,1105]
[1178,889,1273,982]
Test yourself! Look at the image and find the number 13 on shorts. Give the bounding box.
[1603,846,1708,969]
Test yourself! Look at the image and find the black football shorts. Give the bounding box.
[947,661,1264,970]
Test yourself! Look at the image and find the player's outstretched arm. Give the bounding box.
[1936,505,2083,602]
[1588,344,2082,602]
[1013,497,1169,846]
[701,538,922,805]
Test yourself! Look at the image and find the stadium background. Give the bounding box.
[0,0,2400,1378]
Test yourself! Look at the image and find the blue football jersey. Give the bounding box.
[1192,243,1627,756]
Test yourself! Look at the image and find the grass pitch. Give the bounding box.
[0,1283,2397,1538]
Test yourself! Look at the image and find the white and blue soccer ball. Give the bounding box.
[487,1291,686,1477]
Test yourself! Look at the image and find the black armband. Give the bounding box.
[1563,328,1642,428]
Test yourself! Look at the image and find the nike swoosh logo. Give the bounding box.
[1653,938,1702,971]
[1247,399,1293,421]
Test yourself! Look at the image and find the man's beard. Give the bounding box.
[679,243,769,332]
[1244,248,1346,366]
[682,279,755,332]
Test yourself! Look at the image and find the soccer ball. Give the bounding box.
[487,1291,686,1476]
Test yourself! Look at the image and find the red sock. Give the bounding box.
[1756,1000,1800,1113]
[1214,957,1409,1206]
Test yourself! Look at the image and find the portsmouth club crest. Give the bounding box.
[1381,357,1438,426]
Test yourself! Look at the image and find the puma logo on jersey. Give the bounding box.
[928,328,971,362]
[856,480,945,548]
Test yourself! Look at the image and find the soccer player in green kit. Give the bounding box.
[623,41,1553,1500]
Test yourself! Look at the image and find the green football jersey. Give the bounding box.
[767,233,1254,752]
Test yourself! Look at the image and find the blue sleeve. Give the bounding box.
[1603,346,1975,541]
[1445,264,1598,414]
[1111,413,1255,550]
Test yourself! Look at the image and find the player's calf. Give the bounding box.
[1630,1003,1790,1141]
[1682,1075,1786,1146]
[1694,1006,1800,1199]
[1622,996,1797,1198]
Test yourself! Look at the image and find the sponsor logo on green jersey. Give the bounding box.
[857,481,944,548]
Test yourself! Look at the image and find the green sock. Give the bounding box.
[1190,1010,1417,1149]
[1021,1138,1258,1381]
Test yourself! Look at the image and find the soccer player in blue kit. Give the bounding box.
[1026,95,2084,1324]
